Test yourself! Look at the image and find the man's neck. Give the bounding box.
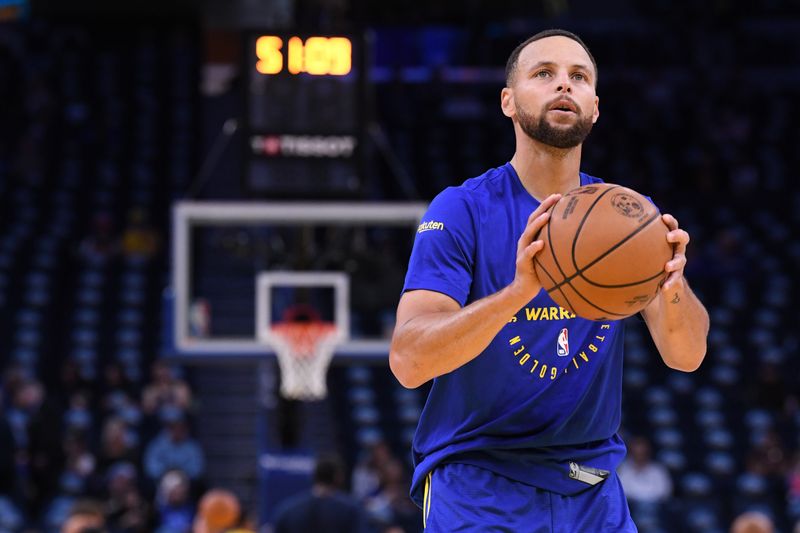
[510,135,583,201]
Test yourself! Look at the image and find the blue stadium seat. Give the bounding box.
[681,472,712,499]
[695,409,725,430]
[72,327,98,348]
[666,372,695,395]
[704,429,734,451]
[623,367,648,389]
[15,327,41,349]
[25,286,51,307]
[74,307,100,326]
[347,366,373,385]
[653,428,684,450]
[684,505,722,533]
[695,387,723,410]
[705,451,736,478]
[348,386,376,406]
[353,405,380,426]
[710,365,739,387]
[356,426,384,447]
[76,287,102,307]
[744,409,773,432]
[116,328,142,348]
[649,407,678,428]
[16,308,41,327]
[645,386,673,407]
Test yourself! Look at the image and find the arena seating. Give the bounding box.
[1,10,799,533]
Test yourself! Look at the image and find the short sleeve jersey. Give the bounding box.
[403,163,627,506]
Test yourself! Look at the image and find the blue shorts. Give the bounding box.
[421,463,637,532]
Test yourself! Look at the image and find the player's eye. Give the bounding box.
[572,72,586,81]
[534,70,551,79]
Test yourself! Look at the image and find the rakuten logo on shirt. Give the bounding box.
[417,221,444,233]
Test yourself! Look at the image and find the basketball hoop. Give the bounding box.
[270,321,340,401]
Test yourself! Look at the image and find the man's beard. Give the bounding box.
[517,104,594,149]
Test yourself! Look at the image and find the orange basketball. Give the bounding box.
[198,489,241,529]
[534,183,672,320]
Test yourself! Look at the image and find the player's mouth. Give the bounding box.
[548,98,578,114]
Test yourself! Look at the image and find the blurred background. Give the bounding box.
[0,0,799,532]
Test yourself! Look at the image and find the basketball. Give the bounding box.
[534,183,673,321]
[198,489,241,529]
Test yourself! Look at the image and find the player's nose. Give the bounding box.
[555,71,572,93]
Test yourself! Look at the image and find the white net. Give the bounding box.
[271,322,340,401]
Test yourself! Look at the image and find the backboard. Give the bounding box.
[170,201,426,358]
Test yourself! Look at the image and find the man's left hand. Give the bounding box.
[661,213,689,293]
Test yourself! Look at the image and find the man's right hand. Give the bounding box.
[390,193,562,388]
[511,193,562,300]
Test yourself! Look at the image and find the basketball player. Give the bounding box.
[389,29,709,531]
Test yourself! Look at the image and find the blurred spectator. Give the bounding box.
[121,207,160,260]
[155,470,194,533]
[352,440,393,500]
[1,364,28,408]
[144,408,205,482]
[142,361,192,416]
[0,493,23,532]
[20,380,65,514]
[618,436,673,503]
[748,363,789,414]
[64,391,94,433]
[730,510,774,533]
[273,453,369,533]
[105,462,152,533]
[6,379,44,449]
[98,417,138,473]
[101,362,137,403]
[79,212,119,264]
[61,430,96,494]
[364,458,421,533]
[61,499,107,533]
[189,299,212,338]
[747,430,788,479]
[60,358,94,403]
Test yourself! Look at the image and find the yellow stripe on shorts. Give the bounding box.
[423,471,433,529]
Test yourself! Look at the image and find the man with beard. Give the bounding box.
[389,29,709,531]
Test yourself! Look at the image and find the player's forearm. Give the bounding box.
[390,285,530,388]
[644,279,709,372]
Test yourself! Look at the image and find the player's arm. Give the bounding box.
[641,214,709,372]
[390,195,561,389]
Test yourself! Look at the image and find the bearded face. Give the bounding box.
[515,99,595,149]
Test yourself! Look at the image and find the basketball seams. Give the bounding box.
[534,256,577,315]
[557,281,630,319]
[579,268,666,289]
[569,185,622,277]
[563,211,664,289]
[543,203,570,289]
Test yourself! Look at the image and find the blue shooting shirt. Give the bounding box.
[402,163,627,507]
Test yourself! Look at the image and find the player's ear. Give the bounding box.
[501,87,515,118]
[592,95,600,124]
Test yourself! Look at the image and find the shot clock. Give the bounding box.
[244,33,365,198]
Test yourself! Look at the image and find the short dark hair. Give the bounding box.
[313,453,345,488]
[505,29,597,87]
